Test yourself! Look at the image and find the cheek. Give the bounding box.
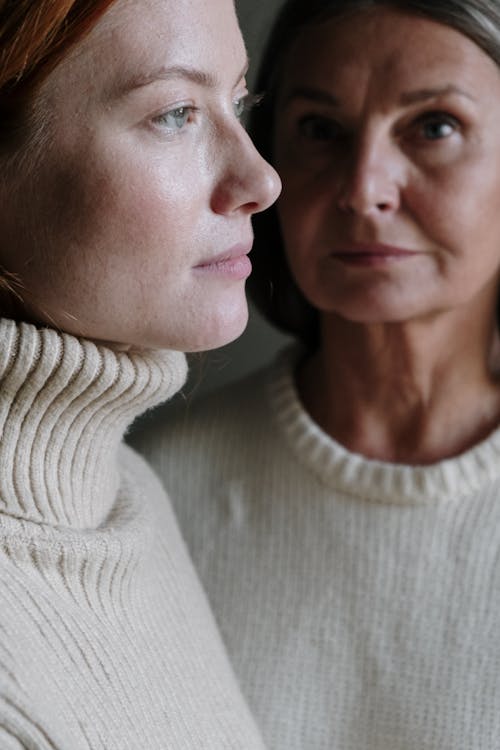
[415,152,500,236]
[31,151,117,255]
[44,149,197,262]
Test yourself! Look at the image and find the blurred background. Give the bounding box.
[180,0,290,402]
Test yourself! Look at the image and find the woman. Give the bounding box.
[0,0,280,747]
[133,1,500,748]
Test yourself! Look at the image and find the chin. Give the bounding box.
[47,288,250,352]
[184,301,250,353]
[136,297,250,353]
[318,286,421,326]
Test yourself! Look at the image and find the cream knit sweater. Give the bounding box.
[133,346,500,750]
[0,318,266,750]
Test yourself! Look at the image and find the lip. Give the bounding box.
[193,242,253,280]
[330,242,421,267]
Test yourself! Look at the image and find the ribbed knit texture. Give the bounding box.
[133,346,500,750]
[0,318,266,750]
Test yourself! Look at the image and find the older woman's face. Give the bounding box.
[274,8,500,326]
[1,0,280,350]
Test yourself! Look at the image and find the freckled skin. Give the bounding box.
[0,0,280,351]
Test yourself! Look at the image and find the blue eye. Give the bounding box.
[154,106,195,131]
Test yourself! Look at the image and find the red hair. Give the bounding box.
[0,0,116,115]
[0,0,117,308]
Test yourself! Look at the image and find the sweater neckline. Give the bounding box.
[268,346,500,505]
[0,318,187,529]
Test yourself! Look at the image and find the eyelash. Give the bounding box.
[294,110,461,147]
[411,111,460,142]
[233,92,264,120]
[152,92,264,135]
[153,105,199,132]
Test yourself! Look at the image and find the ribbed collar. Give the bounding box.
[269,346,500,505]
[0,318,187,529]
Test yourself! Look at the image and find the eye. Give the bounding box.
[153,105,197,132]
[416,112,459,141]
[233,92,264,121]
[297,114,343,142]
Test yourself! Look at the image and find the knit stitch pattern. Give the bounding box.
[0,319,266,750]
[133,346,500,750]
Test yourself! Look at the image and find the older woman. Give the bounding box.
[0,0,280,747]
[134,1,500,748]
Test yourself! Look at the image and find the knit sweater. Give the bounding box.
[0,318,267,750]
[133,346,500,750]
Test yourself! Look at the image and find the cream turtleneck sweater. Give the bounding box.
[0,318,266,750]
[133,346,500,750]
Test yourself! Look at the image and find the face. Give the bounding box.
[274,8,500,327]
[0,0,280,350]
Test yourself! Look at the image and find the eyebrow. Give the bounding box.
[113,61,249,99]
[282,86,339,107]
[282,83,476,108]
[399,84,476,105]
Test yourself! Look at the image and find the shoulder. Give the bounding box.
[129,357,278,468]
[127,351,301,508]
[127,346,307,513]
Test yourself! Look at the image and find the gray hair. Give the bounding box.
[248,0,500,347]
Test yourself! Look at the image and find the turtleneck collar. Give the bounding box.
[0,318,187,529]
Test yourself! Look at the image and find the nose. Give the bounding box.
[210,127,281,216]
[336,132,401,216]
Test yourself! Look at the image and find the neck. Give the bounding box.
[0,318,187,528]
[298,306,500,464]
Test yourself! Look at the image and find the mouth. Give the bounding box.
[330,242,421,267]
[193,241,253,279]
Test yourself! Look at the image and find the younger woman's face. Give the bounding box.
[274,7,500,327]
[1,0,280,350]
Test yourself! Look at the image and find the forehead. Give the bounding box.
[43,0,245,99]
[95,0,241,54]
[280,8,499,96]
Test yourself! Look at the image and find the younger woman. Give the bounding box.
[0,0,280,747]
